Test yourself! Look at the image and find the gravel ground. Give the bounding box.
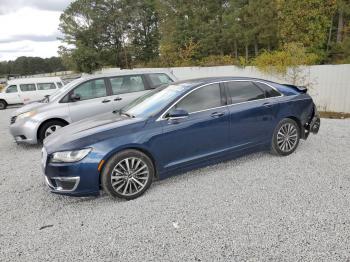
[1,108,350,262]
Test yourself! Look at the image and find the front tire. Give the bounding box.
[0,100,7,110]
[38,120,67,142]
[271,118,300,156]
[101,150,154,200]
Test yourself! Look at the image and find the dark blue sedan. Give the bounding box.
[42,77,320,199]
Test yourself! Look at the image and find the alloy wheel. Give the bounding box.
[44,125,62,138]
[110,157,150,196]
[277,123,298,153]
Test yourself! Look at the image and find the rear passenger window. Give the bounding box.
[56,82,63,88]
[109,75,145,95]
[72,79,107,101]
[6,85,18,93]
[20,84,36,92]
[37,83,56,90]
[226,81,265,104]
[254,82,281,97]
[148,74,173,87]
[174,84,222,113]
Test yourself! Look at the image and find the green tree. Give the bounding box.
[335,0,350,43]
[130,0,160,63]
[59,0,127,71]
[253,43,319,85]
[158,0,230,59]
[56,0,349,68]
[278,0,335,54]
[327,0,350,63]
[59,0,160,72]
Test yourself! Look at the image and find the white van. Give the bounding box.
[0,77,64,110]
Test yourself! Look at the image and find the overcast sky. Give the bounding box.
[0,0,72,61]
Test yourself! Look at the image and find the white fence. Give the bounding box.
[100,64,350,113]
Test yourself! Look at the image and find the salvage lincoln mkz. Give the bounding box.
[42,77,320,199]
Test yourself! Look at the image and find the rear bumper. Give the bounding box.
[302,105,320,139]
[309,114,320,134]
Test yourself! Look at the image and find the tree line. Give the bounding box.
[57,0,350,73]
[0,57,67,77]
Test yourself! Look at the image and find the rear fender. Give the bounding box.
[277,96,314,139]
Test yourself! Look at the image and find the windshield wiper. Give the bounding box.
[113,109,135,118]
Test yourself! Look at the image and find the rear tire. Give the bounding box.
[101,149,154,200]
[38,120,67,142]
[0,100,7,110]
[271,118,300,156]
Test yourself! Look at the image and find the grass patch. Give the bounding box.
[319,111,350,119]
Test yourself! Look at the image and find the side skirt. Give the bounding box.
[158,142,270,180]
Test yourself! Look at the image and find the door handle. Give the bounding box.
[114,97,122,101]
[211,112,225,118]
[263,102,272,108]
[102,99,111,103]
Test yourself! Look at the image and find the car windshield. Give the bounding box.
[41,78,82,102]
[122,83,191,118]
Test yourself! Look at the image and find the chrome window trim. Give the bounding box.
[156,80,283,121]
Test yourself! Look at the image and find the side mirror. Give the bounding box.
[70,93,81,102]
[167,108,189,119]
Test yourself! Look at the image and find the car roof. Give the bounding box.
[7,77,62,84]
[81,70,175,81]
[170,77,278,90]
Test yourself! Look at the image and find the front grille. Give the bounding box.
[10,116,17,124]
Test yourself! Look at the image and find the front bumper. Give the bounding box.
[41,148,101,197]
[9,117,40,144]
[45,176,81,192]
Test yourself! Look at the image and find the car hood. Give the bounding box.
[12,102,46,116]
[44,112,147,153]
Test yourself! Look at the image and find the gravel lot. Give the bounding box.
[1,108,350,262]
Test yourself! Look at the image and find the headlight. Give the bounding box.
[51,148,92,163]
[17,111,36,120]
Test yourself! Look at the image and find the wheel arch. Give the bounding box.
[283,115,309,139]
[99,145,158,183]
[37,118,70,140]
[285,116,302,131]
[0,99,7,105]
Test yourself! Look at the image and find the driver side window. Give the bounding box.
[6,85,18,93]
[173,84,222,113]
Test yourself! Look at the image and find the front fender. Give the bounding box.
[100,143,159,172]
